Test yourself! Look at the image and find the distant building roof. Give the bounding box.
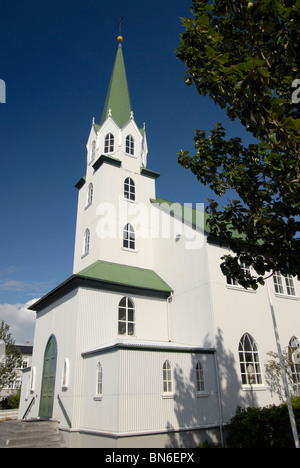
[16,345,33,355]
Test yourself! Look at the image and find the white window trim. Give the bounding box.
[196,391,210,398]
[94,362,103,400]
[61,358,70,390]
[125,134,135,156]
[85,183,93,209]
[226,263,257,293]
[239,333,263,386]
[118,297,135,337]
[242,384,267,392]
[162,360,173,398]
[273,272,298,299]
[121,246,138,253]
[226,284,257,293]
[161,393,175,399]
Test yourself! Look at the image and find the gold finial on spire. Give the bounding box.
[117,35,123,43]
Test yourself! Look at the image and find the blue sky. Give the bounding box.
[0,0,253,343]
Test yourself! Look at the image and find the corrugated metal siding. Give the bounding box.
[118,349,220,434]
[78,288,169,353]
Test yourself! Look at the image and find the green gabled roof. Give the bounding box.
[151,197,248,241]
[29,260,173,311]
[78,260,173,294]
[150,197,211,234]
[100,44,132,128]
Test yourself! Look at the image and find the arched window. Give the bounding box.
[238,333,262,385]
[96,362,103,396]
[126,135,134,155]
[124,177,135,201]
[91,140,96,161]
[86,183,93,207]
[289,336,300,383]
[163,360,172,393]
[123,223,135,250]
[196,362,205,392]
[83,228,90,255]
[118,297,135,336]
[104,133,114,153]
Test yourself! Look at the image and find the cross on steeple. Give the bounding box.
[114,16,126,37]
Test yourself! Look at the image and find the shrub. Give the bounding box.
[0,390,20,410]
[226,397,300,448]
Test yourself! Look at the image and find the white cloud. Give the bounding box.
[0,299,39,345]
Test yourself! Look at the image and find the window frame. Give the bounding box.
[104,133,114,154]
[123,223,135,250]
[196,361,205,393]
[95,362,103,398]
[86,183,93,208]
[226,263,250,286]
[226,263,256,293]
[124,177,135,201]
[289,336,300,385]
[238,333,263,387]
[273,272,297,297]
[82,228,90,257]
[118,297,135,336]
[91,140,96,162]
[162,360,173,397]
[125,134,134,156]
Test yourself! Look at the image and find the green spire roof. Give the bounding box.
[100,42,132,128]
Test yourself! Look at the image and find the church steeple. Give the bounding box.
[100,37,132,128]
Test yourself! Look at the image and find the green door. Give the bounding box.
[39,336,57,419]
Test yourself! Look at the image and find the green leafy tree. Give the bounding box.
[0,321,22,392]
[177,0,300,288]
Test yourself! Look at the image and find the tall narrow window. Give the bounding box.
[91,140,96,161]
[123,223,135,250]
[273,271,284,294]
[104,133,114,153]
[96,362,103,396]
[196,362,205,392]
[239,333,262,385]
[163,360,172,394]
[124,177,135,201]
[126,135,134,155]
[289,336,300,384]
[83,228,90,256]
[285,274,296,296]
[118,297,135,336]
[86,183,93,207]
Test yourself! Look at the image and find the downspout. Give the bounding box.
[167,292,173,342]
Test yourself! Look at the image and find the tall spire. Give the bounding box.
[100,37,132,128]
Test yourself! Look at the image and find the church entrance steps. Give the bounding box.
[0,420,66,448]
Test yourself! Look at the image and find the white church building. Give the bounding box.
[19,36,300,448]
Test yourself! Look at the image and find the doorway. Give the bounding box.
[39,335,57,419]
